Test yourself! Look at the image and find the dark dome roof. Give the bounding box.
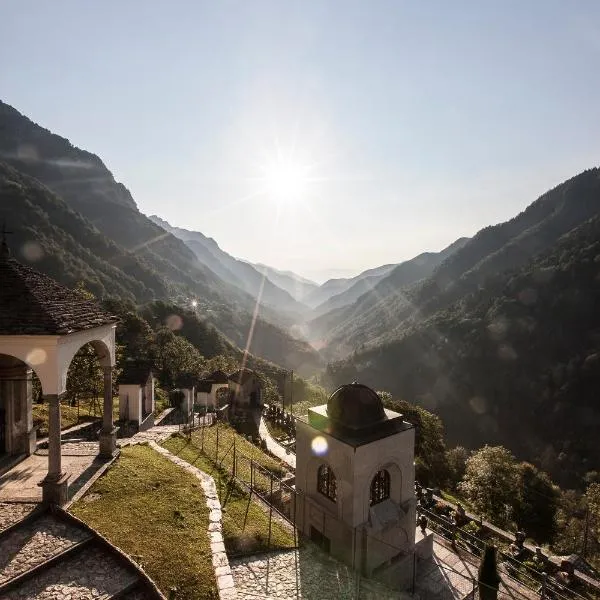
[326,382,386,431]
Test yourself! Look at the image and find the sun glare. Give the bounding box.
[261,159,310,203]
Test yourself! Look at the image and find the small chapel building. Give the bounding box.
[295,382,420,589]
[0,238,118,504]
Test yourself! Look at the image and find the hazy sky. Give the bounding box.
[2,1,600,282]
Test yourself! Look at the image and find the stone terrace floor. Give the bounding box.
[231,536,541,600]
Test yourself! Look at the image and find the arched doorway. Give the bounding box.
[0,353,37,459]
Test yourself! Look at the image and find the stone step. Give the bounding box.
[2,542,140,599]
[0,502,39,535]
[0,513,94,585]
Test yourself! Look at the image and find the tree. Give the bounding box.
[513,462,558,543]
[447,446,469,490]
[478,545,501,600]
[379,393,449,486]
[459,445,520,526]
[152,328,205,387]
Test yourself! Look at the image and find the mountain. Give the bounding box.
[318,170,600,357]
[310,239,470,322]
[325,168,600,485]
[0,100,323,374]
[250,263,318,302]
[148,216,309,319]
[302,263,398,309]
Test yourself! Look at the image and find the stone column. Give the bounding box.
[99,366,118,457]
[41,394,70,505]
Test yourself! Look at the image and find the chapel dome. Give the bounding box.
[326,382,386,431]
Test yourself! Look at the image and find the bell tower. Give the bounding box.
[295,382,417,589]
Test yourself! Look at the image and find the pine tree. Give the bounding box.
[478,545,501,600]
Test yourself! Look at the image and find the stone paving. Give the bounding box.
[258,417,296,469]
[118,424,181,447]
[3,543,138,599]
[0,452,100,502]
[35,441,100,456]
[0,514,91,584]
[0,502,37,533]
[231,543,404,600]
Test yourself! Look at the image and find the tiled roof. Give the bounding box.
[175,372,198,388]
[229,369,258,385]
[118,361,153,385]
[0,253,117,335]
[208,369,229,384]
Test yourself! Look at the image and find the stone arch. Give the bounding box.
[361,459,403,521]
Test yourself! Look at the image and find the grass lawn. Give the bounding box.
[191,423,287,480]
[71,445,218,600]
[33,397,119,437]
[163,433,296,557]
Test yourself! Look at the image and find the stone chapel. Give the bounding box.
[295,382,425,589]
[0,238,118,504]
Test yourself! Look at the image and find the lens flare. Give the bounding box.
[311,435,328,456]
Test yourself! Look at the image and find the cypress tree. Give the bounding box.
[478,545,501,600]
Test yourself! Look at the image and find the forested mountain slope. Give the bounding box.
[302,263,398,309]
[310,238,469,354]
[326,212,600,485]
[250,263,318,302]
[0,100,323,374]
[148,215,309,318]
[320,169,600,357]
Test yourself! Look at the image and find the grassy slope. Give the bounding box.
[163,429,295,556]
[71,445,218,600]
[32,398,119,437]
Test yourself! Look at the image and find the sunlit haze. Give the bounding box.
[2,1,600,281]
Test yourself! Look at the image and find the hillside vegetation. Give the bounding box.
[327,208,600,486]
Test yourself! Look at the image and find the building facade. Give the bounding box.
[295,382,417,589]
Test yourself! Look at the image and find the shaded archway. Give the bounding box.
[0,353,37,457]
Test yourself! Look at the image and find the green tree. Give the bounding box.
[459,445,520,526]
[152,328,205,387]
[513,462,558,544]
[447,446,469,490]
[379,393,449,486]
[478,545,501,600]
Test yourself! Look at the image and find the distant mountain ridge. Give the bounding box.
[148,215,309,319]
[0,99,323,374]
[249,262,318,302]
[326,203,600,485]
[302,263,398,309]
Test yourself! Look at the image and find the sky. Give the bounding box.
[2,1,600,283]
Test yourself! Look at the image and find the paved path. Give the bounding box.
[117,424,181,447]
[258,417,296,469]
[0,451,101,503]
[231,542,406,600]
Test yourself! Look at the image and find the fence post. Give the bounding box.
[201,420,204,452]
[250,459,254,496]
[268,476,273,550]
[232,437,237,479]
[216,423,219,462]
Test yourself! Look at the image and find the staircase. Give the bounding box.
[0,503,164,599]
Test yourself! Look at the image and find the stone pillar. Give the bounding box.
[41,394,70,505]
[99,366,118,458]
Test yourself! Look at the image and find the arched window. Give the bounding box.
[370,469,390,506]
[317,464,337,502]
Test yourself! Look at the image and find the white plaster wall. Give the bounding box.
[0,324,116,396]
[119,385,142,424]
[296,417,416,574]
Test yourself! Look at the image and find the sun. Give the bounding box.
[261,159,311,203]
